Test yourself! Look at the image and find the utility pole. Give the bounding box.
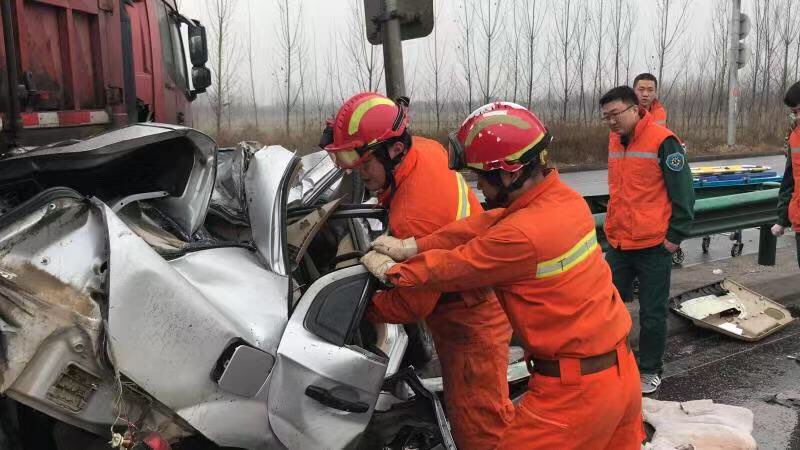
[727,0,751,146]
[380,0,406,98]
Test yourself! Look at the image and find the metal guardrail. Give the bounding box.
[593,187,780,265]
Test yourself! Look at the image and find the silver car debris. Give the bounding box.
[0,124,462,450]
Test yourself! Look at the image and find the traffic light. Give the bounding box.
[735,12,751,69]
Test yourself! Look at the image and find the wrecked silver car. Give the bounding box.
[0,124,455,450]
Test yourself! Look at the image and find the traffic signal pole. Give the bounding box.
[727,0,750,147]
[381,0,406,98]
[727,0,741,147]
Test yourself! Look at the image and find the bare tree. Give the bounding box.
[343,0,382,92]
[679,45,695,130]
[425,4,448,132]
[590,0,606,114]
[207,0,239,138]
[298,34,310,133]
[776,0,799,97]
[651,0,691,93]
[748,0,765,116]
[505,0,522,103]
[474,0,504,104]
[553,0,577,121]
[406,53,420,100]
[610,0,632,85]
[456,0,476,114]
[324,30,347,114]
[706,0,728,128]
[758,0,779,116]
[622,17,635,84]
[310,38,330,126]
[795,32,800,81]
[246,0,259,129]
[273,0,303,135]
[574,1,591,124]
[521,0,545,110]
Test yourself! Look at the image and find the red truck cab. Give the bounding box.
[0,0,210,149]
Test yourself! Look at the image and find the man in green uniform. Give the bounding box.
[600,86,695,394]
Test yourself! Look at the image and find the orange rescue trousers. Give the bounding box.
[426,297,515,449]
[497,341,644,449]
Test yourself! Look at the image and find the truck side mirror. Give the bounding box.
[188,23,208,66]
[192,67,211,94]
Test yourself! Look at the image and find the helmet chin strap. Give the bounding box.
[484,165,535,208]
[375,143,406,205]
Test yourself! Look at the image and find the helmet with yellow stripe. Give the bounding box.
[447,102,552,173]
[323,92,409,169]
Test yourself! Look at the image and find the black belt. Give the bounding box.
[526,340,631,378]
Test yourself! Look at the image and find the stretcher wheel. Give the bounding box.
[701,236,711,254]
[672,247,685,265]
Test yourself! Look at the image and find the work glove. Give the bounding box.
[371,235,417,261]
[361,250,396,284]
[771,224,786,237]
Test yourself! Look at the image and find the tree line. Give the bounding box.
[196,0,800,151]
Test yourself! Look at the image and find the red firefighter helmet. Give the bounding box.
[447,102,551,172]
[323,92,409,169]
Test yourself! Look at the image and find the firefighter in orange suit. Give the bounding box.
[773,81,800,269]
[322,92,514,449]
[362,102,644,449]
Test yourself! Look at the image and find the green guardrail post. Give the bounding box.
[758,224,777,266]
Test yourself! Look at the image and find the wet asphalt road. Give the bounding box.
[648,243,800,449]
[655,321,800,449]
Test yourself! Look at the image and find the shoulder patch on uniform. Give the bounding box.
[666,152,685,172]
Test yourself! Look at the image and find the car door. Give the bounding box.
[267,265,389,449]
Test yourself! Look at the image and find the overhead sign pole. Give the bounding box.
[364,0,433,99]
[727,0,751,147]
[381,0,406,98]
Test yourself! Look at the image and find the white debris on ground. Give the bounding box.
[642,398,757,450]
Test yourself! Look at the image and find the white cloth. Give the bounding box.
[642,398,757,450]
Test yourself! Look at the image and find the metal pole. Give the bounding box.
[727,0,741,147]
[381,0,405,98]
[1,0,20,148]
[119,0,138,124]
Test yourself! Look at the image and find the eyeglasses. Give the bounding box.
[601,105,635,123]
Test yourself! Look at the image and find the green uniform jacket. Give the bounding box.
[777,153,793,227]
[659,137,695,244]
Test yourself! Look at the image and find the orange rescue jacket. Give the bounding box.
[605,110,675,250]
[385,171,632,360]
[649,99,667,126]
[789,127,800,228]
[366,136,496,323]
